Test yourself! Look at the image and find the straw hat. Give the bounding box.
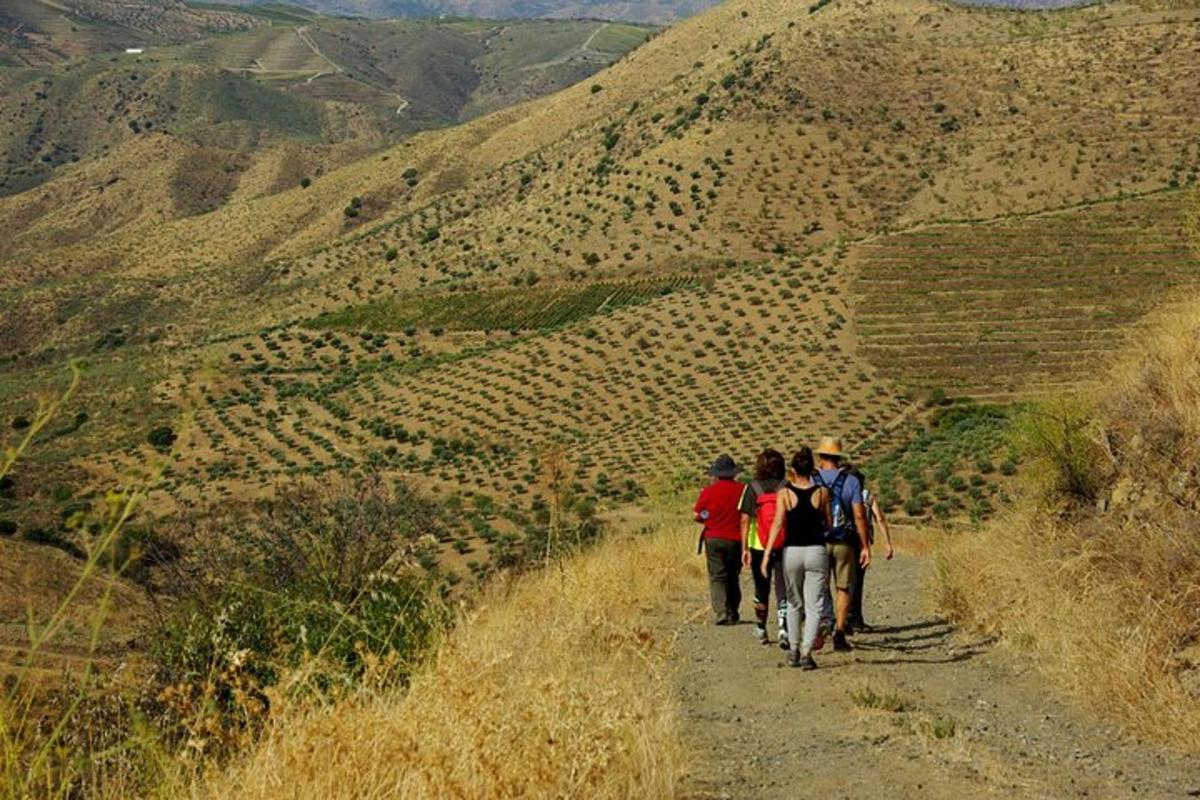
[816,437,845,459]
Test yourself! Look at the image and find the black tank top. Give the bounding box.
[784,484,826,548]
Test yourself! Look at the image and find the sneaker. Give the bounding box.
[833,630,852,652]
[800,654,818,671]
[852,619,873,633]
[778,634,790,651]
[753,624,767,642]
[786,650,803,668]
[729,612,740,625]
[715,615,731,626]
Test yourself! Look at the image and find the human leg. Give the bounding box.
[771,550,788,641]
[851,558,869,628]
[782,547,805,655]
[722,539,742,621]
[750,549,770,638]
[828,542,856,649]
[800,545,829,659]
[705,538,730,621]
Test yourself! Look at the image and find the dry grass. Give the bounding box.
[935,282,1200,750]
[197,514,702,800]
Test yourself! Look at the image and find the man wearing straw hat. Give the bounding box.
[694,454,745,625]
[813,437,871,651]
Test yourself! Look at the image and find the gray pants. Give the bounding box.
[783,545,830,657]
[704,537,742,620]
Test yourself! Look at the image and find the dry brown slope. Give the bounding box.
[7,0,1198,335]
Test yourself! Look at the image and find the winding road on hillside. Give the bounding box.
[671,541,1200,799]
[295,25,409,114]
[519,22,611,72]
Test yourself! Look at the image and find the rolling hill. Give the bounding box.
[2,0,1199,575]
[0,12,654,196]
[224,0,722,24]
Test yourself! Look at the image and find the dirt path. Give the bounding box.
[671,546,1200,799]
[519,22,611,72]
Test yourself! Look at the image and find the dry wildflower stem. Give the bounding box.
[201,515,703,800]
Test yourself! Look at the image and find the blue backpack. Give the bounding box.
[815,470,855,543]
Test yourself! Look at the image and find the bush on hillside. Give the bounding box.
[149,472,449,754]
[147,425,177,452]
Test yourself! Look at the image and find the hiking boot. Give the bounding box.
[833,630,852,652]
[753,624,767,642]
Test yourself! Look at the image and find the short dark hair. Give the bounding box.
[755,448,785,481]
[790,447,814,477]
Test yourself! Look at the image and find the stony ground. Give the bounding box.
[670,542,1200,800]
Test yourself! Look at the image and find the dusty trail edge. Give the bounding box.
[666,539,1200,800]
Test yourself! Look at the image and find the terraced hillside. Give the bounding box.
[853,191,1200,398]
[2,0,1199,573]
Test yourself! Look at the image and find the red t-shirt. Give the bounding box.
[694,479,744,542]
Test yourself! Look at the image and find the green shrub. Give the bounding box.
[1012,398,1105,500]
[149,473,449,741]
[147,426,177,452]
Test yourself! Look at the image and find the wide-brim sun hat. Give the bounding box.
[707,454,739,478]
[816,437,844,459]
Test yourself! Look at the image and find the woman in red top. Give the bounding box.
[694,454,744,625]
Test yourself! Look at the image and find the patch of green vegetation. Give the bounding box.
[588,23,656,54]
[308,276,698,334]
[929,716,958,739]
[849,685,912,713]
[866,402,1018,521]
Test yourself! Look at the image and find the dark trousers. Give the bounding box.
[750,549,785,626]
[851,558,868,625]
[705,537,742,620]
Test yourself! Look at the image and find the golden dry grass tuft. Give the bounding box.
[935,280,1200,750]
[198,515,703,800]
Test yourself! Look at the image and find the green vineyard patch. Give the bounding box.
[308,276,699,333]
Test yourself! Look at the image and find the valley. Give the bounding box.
[1,0,1199,793]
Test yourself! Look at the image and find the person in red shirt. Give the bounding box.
[694,454,745,625]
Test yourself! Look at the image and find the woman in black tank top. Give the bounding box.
[783,484,827,548]
[761,447,833,669]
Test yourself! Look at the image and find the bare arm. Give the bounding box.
[872,497,894,559]
[853,503,871,567]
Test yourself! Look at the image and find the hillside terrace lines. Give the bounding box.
[270,2,1199,323]
[852,192,1200,397]
[134,255,905,536]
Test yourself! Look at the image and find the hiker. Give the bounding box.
[761,447,831,670]
[739,449,789,647]
[812,437,870,651]
[847,466,895,632]
[693,454,744,625]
